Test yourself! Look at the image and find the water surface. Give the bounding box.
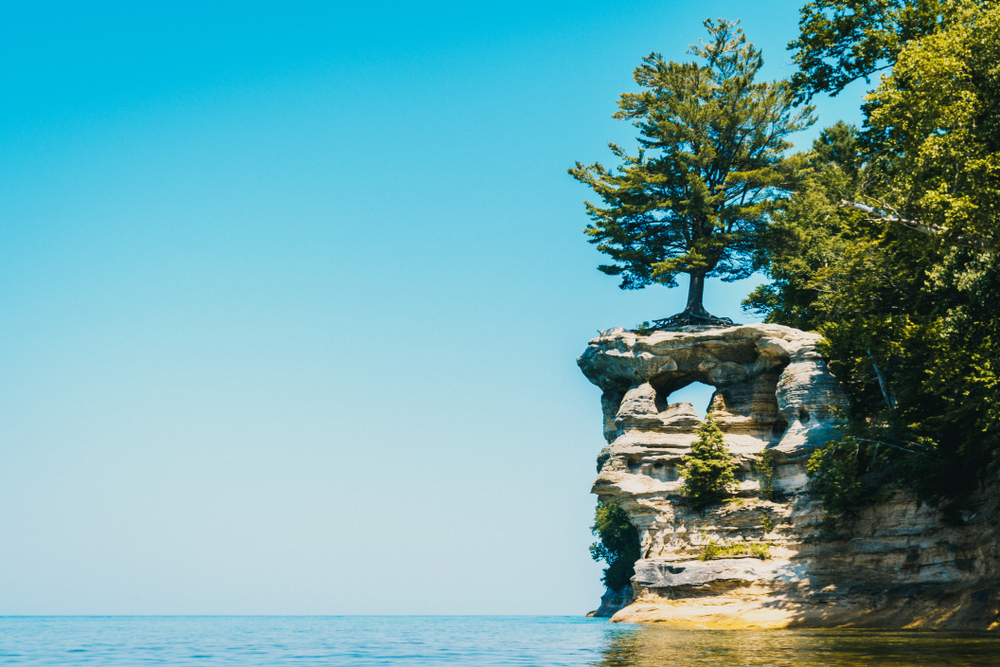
[0,616,996,665]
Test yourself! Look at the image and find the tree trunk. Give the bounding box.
[648,269,737,330]
[684,271,710,318]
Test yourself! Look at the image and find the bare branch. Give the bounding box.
[853,438,939,460]
[839,200,996,253]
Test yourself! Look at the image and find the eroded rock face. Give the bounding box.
[580,324,847,501]
[578,323,1000,629]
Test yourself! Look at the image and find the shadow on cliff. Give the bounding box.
[765,581,1000,631]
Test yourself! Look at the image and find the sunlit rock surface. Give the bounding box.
[579,323,1000,630]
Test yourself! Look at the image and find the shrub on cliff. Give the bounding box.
[699,539,772,561]
[590,500,641,592]
[807,436,883,539]
[807,427,941,537]
[754,449,777,501]
[679,415,738,509]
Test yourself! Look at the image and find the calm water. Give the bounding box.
[0,616,997,666]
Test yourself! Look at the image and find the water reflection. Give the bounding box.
[593,625,1000,666]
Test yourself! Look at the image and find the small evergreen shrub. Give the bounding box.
[754,449,777,500]
[679,414,738,509]
[590,500,642,592]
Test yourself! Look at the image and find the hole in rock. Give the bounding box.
[664,381,716,419]
[649,461,679,481]
[798,407,811,423]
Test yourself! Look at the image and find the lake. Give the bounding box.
[0,616,997,665]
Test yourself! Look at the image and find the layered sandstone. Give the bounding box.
[579,323,1000,630]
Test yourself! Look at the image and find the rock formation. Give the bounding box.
[579,323,1000,629]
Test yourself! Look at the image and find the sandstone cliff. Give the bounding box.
[579,323,1000,630]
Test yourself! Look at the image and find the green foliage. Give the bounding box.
[806,436,884,538]
[679,415,738,509]
[590,500,642,592]
[745,121,874,331]
[570,19,813,314]
[754,449,777,501]
[751,2,1000,518]
[699,539,772,561]
[862,1,1000,253]
[806,421,943,535]
[788,0,962,100]
[759,512,775,533]
[635,321,652,336]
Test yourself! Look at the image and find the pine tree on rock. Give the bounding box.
[679,414,738,509]
[570,19,814,328]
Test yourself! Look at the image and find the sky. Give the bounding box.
[0,1,867,615]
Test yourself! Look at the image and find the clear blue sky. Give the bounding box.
[0,1,865,614]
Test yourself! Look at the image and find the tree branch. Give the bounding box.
[839,199,996,253]
[853,438,939,460]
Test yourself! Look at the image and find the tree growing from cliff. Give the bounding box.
[569,19,814,328]
[679,414,738,509]
[590,500,641,592]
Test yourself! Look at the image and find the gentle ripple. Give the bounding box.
[0,616,997,666]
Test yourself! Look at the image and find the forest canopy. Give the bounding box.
[749,0,1000,524]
